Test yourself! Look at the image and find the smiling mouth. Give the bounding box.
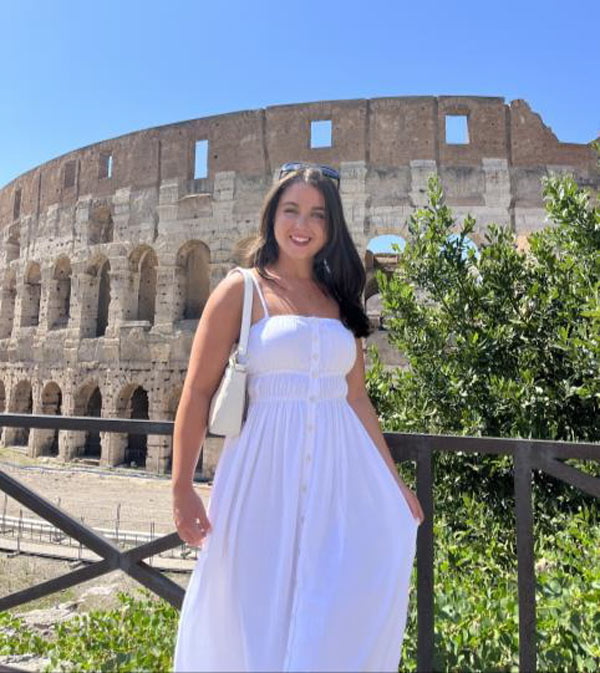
[290,235,311,246]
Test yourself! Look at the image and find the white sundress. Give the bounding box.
[173,267,419,672]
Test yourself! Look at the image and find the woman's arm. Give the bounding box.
[171,272,245,491]
[345,337,407,491]
[346,337,424,524]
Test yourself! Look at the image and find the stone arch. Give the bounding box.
[365,234,407,330]
[130,246,158,325]
[21,262,41,327]
[97,259,111,336]
[73,381,103,457]
[0,270,17,339]
[48,256,72,330]
[174,241,210,321]
[83,255,112,337]
[367,234,407,257]
[116,383,149,467]
[39,381,62,455]
[7,380,33,446]
[88,201,114,244]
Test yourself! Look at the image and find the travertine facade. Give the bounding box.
[0,96,598,476]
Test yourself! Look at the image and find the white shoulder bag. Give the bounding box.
[207,267,254,437]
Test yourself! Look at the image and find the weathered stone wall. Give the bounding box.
[0,95,598,476]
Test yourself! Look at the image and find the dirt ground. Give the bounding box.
[0,447,213,535]
[0,447,213,616]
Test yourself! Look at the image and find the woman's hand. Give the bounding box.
[398,482,425,526]
[172,485,213,548]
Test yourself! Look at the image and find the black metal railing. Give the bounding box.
[0,412,599,673]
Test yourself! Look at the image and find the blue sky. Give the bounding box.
[1,0,598,189]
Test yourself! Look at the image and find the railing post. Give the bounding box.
[514,443,537,673]
[416,441,434,673]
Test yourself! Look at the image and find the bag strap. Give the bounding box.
[230,267,253,364]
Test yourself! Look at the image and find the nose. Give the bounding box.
[297,213,308,227]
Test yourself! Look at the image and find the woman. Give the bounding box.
[171,162,424,672]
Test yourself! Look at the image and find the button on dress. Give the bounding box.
[173,267,418,672]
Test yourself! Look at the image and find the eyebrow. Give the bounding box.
[281,200,325,211]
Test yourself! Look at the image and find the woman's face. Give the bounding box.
[272,181,328,263]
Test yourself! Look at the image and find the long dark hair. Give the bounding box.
[242,166,372,339]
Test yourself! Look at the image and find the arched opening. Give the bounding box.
[85,387,102,457]
[82,255,111,338]
[130,247,158,325]
[73,382,103,458]
[97,259,111,336]
[117,384,149,468]
[367,234,407,256]
[48,257,72,330]
[9,380,33,446]
[127,386,149,467]
[0,271,16,339]
[21,263,41,327]
[441,233,480,261]
[40,382,62,455]
[175,242,210,322]
[365,235,406,330]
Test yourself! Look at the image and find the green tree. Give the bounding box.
[366,171,600,513]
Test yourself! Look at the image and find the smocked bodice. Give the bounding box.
[246,315,356,403]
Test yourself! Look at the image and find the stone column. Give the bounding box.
[74,259,100,338]
[153,258,179,331]
[146,396,171,475]
[104,256,133,337]
[101,422,127,467]
[74,197,92,247]
[112,188,132,241]
[482,158,512,229]
[30,395,60,458]
[157,179,183,228]
[340,161,369,244]
[410,159,438,207]
[38,265,53,332]
[58,390,86,461]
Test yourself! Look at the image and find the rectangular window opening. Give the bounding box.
[64,160,77,188]
[99,153,113,179]
[194,140,209,179]
[445,115,469,144]
[310,119,332,148]
[13,188,21,220]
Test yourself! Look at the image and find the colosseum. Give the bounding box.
[1,95,598,477]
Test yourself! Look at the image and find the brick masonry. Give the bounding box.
[0,96,598,476]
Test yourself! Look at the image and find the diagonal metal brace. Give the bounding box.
[0,470,186,611]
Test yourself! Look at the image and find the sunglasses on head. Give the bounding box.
[278,162,340,189]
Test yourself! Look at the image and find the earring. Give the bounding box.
[323,258,331,274]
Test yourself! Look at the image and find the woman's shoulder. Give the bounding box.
[217,267,248,299]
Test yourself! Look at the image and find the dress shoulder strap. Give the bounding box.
[248,269,270,318]
[225,266,270,318]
